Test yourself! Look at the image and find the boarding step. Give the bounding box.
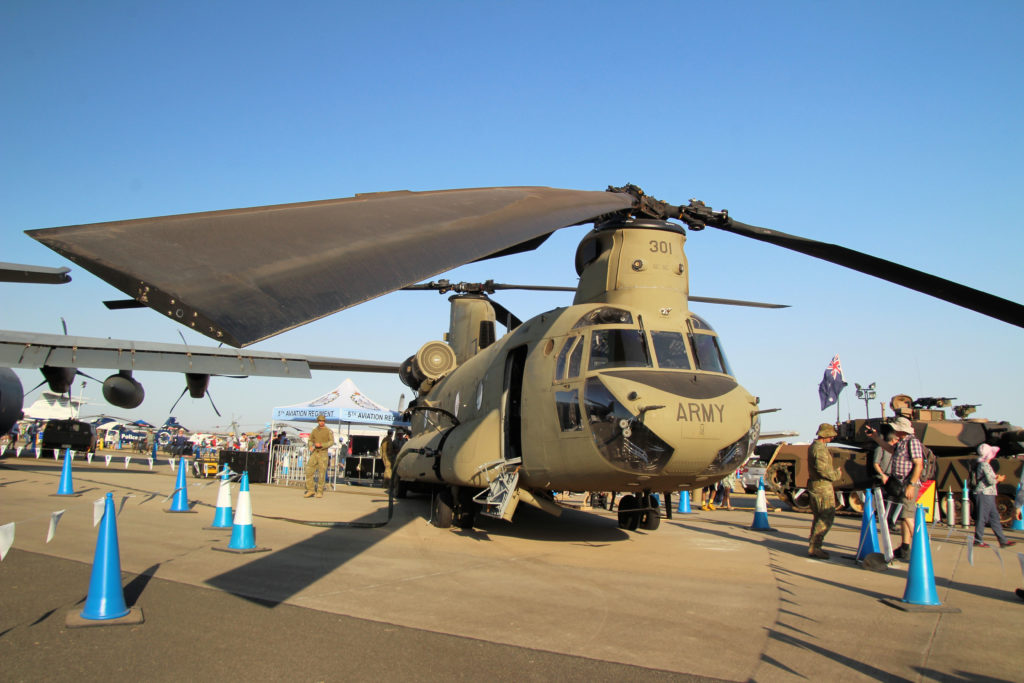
[474,458,521,521]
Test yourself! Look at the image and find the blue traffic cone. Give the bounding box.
[207,464,234,529]
[903,505,940,605]
[1011,481,1024,531]
[676,489,694,514]
[856,488,881,561]
[167,456,194,513]
[55,447,80,497]
[81,493,129,619]
[750,478,775,531]
[214,472,270,554]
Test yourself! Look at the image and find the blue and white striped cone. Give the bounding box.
[1011,481,1024,531]
[55,447,80,497]
[676,489,694,514]
[66,492,144,627]
[856,488,881,561]
[750,478,775,531]
[167,457,195,513]
[214,472,270,554]
[208,465,234,529]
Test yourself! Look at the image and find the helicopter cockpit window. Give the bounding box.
[689,314,715,331]
[650,331,692,369]
[588,329,652,371]
[567,337,583,377]
[690,332,733,376]
[554,337,575,382]
[573,306,633,329]
[555,389,582,432]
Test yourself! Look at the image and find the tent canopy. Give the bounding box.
[272,378,407,427]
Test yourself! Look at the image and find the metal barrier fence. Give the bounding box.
[268,445,383,490]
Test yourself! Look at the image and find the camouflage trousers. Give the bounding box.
[305,451,328,493]
[808,483,836,552]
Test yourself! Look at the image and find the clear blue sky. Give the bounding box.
[2,1,1022,440]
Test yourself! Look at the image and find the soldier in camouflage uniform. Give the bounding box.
[807,423,840,559]
[305,414,334,498]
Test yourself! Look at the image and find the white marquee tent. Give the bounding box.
[271,378,406,427]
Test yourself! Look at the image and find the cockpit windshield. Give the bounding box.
[588,329,651,371]
[650,331,692,370]
[690,332,732,375]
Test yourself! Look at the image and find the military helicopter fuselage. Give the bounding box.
[394,219,761,529]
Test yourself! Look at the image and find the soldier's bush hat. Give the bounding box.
[816,423,837,438]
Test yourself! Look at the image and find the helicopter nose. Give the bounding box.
[592,370,758,476]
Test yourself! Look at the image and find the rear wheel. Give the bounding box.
[787,490,811,513]
[431,489,454,528]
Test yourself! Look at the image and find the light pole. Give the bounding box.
[855,382,876,419]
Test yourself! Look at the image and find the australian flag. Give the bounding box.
[818,354,847,410]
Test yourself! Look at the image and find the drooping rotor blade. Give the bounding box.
[688,296,788,309]
[28,187,634,347]
[489,299,523,330]
[103,299,147,310]
[708,217,1024,328]
[0,261,71,284]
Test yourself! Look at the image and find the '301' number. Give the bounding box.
[649,240,672,254]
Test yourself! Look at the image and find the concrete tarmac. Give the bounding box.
[2,453,1022,681]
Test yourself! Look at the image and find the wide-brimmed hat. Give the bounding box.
[889,417,914,435]
[816,423,837,438]
[977,443,1000,462]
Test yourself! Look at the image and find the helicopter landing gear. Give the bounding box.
[617,492,660,531]
[431,488,454,528]
[430,486,479,529]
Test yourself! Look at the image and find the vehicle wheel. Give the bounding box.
[995,494,1015,527]
[787,490,811,513]
[431,489,454,528]
[393,478,408,499]
[617,494,640,530]
[847,491,864,515]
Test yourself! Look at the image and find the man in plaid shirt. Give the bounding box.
[865,416,922,561]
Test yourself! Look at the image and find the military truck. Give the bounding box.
[762,395,1024,524]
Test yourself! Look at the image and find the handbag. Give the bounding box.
[883,475,905,500]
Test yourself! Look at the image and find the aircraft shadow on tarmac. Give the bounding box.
[206,496,631,607]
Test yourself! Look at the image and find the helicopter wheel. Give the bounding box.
[640,505,661,530]
[453,487,477,529]
[431,489,454,529]
[617,495,640,531]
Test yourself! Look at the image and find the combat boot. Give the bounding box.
[809,548,830,559]
[304,491,315,498]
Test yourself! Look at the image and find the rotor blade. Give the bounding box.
[28,187,635,347]
[489,299,523,330]
[688,296,788,309]
[708,217,1024,328]
[0,262,71,284]
[206,390,221,418]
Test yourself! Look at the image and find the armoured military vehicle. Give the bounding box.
[762,395,1024,524]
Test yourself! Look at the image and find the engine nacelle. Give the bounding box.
[186,373,210,398]
[41,365,75,394]
[102,370,145,409]
[0,368,25,434]
[399,341,458,390]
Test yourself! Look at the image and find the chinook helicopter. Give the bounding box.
[3,185,1023,531]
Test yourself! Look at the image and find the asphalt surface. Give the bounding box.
[2,452,1023,682]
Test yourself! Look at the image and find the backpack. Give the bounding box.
[920,445,937,482]
[967,459,979,490]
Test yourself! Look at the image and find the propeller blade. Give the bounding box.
[206,390,221,417]
[29,187,634,347]
[709,217,1024,328]
[168,387,188,415]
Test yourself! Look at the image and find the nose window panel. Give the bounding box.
[690,332,733,376]
[583,377,672,472]
[588,329,651,371]
[555,389,583,432]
